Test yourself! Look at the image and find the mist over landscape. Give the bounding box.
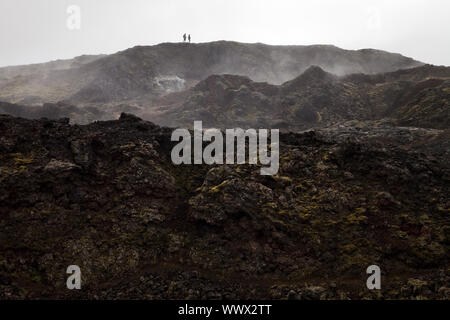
[0,0,449,302]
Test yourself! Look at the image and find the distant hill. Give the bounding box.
[1,63,449,130]
[0,41,423,105]
[149,64,450,130]
[0,55,105,79]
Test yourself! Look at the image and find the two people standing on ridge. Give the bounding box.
[183,33,191,43]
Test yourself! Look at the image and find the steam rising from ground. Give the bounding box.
[0,41,424,124]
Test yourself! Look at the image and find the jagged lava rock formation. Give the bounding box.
[0,114,448,299]
[151,65,450,130]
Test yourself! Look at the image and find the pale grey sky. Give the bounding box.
[0,0,449,67]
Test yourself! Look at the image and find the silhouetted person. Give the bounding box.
[188,34,191,43]
[183,33,186,42]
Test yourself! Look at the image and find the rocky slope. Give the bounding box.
[0,41,422,105]
[4,64,446,131]
[150,64,450,130]
[0,101,139,125]
[0,114,448,299]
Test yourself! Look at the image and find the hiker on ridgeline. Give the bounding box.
[188,34,191,43]
[183,33,186,42]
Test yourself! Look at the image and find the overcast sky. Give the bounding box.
[0,0,449,67]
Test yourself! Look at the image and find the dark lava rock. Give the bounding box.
[0,115,448,299]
